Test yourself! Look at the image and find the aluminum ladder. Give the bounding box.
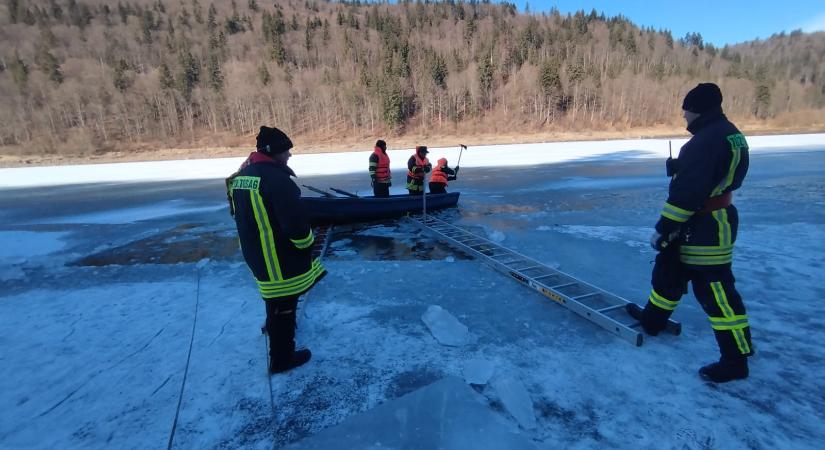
[407,215,680,346]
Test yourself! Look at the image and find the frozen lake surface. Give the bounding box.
[1,137,824,449]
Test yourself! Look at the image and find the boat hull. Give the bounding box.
[304,192,460,224]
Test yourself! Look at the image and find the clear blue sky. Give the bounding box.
[513,0,825,46]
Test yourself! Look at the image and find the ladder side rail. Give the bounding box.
[421,216,635,310]
[410,216,645,346]
[413,220,643,346]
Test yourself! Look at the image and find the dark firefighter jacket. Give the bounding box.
[656,108,749,267]
[228,152,326,299]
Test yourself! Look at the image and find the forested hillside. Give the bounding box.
[1,0,824,159]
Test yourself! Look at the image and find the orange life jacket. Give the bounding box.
[407,153,430,180]
[430,158,449,185]
[372,147,391,182]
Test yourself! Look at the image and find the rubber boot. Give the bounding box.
[269,349,312,374]
[699,357,749,383]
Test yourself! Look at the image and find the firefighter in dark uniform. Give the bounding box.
[639,83,753,383]
[406,145,432,195]
[428,158,459,194]
[227,126,326,374]
[369,139,392,197]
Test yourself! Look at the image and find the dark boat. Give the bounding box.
[303,192,460,224]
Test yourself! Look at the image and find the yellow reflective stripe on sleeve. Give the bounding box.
[250,190,283,281]
[291,230,315,249]
[661,202,694,223]
[649,289,680,311]
[712,209,732,247]
[710,282,751,354]
[256,259,325,298]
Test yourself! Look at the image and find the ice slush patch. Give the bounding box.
[487,230,506,243]
[0,231,70,262]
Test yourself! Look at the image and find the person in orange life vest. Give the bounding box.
[226,126,326,374]
[428,158,459,194]
[406,145,432,195]
[369,139,392,197]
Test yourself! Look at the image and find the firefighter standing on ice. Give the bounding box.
[638,83,754,383]
[226,126,326,374]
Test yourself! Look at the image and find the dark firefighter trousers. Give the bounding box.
[641,244,753,361]
[264,295,299,363]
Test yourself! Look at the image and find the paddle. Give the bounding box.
[329,187,359,198]
[302,184,336,198]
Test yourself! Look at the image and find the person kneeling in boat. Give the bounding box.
[428,158,459,194]
[406,145,431,195]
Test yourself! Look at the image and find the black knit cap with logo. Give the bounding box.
[681,83,723,114]
[256,126,293,155]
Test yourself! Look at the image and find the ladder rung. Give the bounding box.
[514,265,542,272]
[498,259,522,265]
[533,273,558,280]
[572,292,600,300]
[597,304,626,313]
[549,282,577,289]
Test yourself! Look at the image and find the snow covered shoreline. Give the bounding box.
[1,133,823,189]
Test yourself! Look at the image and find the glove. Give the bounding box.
[650,230,679,251]
[665,157,679,177]
[650,232,665,251]
[454,166,460,173]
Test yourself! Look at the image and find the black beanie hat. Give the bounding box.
[682,83,723,114]
[256,126,293,154]
[375,139,387,150]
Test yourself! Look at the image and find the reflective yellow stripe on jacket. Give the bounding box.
[256,258,325,298]
[250,189,283,281]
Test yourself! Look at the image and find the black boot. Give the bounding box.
[699,358,749,383]
[626,302,667,336]
[269,348,312,374]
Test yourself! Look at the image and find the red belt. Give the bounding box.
[698,191,732,214]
